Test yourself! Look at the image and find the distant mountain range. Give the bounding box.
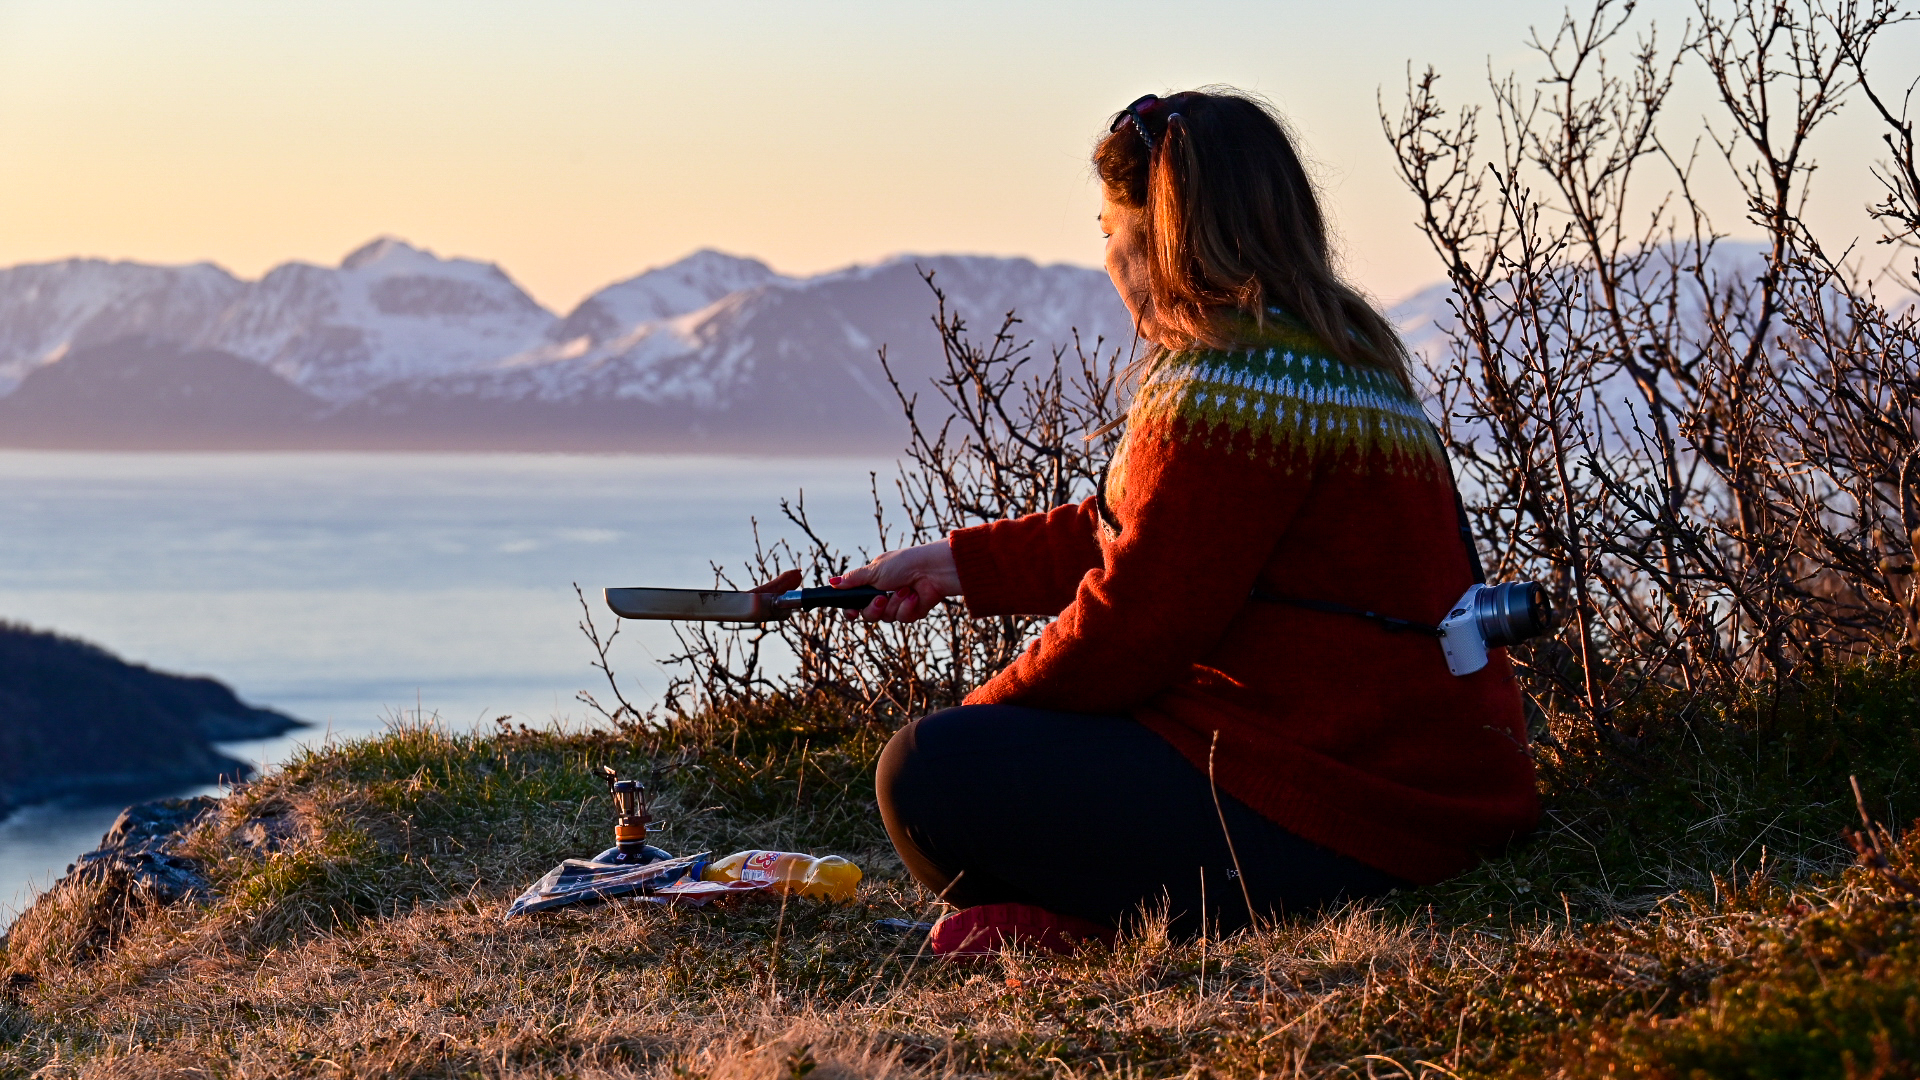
[0,240,1136,452]
[3,236,1857,453]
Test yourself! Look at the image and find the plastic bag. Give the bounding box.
[504,852,711,917]
[505,848,863,917]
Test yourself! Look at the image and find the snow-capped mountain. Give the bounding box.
[203,237,557,402]
[0,240,1134,451]
[344,253,1133,451]
[1385,239,1786,371]
[0,238,555,402]
[403,254,1128,406]
[0,260,247,394]
[552,250,789,344]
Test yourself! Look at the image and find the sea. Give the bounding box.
[0,450,893,927]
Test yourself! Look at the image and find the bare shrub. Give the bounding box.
[636,0,1918,753]
[659,272,1126,725]
[1385,0,1920,740]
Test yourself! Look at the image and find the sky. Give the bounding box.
[0,0,1913,314]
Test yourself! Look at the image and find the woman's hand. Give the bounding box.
[833,540,962,622]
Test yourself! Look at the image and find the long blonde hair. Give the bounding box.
[1096,88,1412,389]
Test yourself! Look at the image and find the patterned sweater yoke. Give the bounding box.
[1129,322,1445,476]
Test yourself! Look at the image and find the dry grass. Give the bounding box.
[4,669,1920,1078]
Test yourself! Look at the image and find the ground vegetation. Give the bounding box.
[6,0,1920,1075]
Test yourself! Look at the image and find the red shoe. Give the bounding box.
[928,903,1117,958]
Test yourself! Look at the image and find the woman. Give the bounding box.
[837,89,1537,954]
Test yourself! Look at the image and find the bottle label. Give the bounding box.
[739,851,785,883]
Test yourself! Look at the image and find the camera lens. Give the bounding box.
[1473,581,1553,646]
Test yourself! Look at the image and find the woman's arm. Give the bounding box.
[947,498,1104,617]
[963,437,1310,714]
[833,497,1107,622]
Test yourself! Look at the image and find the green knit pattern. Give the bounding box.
[1129,328,1444,474]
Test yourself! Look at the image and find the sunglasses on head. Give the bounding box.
[1111,94,1175,151]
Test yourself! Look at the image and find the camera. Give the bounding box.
[1438,581,1555,676]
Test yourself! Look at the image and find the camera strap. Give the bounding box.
[1247,419,1479,638]
[1246,586,1444,637]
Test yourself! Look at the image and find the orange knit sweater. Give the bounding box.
[947,319,1539,884]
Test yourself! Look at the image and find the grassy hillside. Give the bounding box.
[3,665,1919,1079]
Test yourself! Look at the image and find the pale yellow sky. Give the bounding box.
[0,0,1912,313]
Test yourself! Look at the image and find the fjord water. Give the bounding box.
[0,450,890,924]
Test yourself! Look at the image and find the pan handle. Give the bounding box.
[773,586,888,612]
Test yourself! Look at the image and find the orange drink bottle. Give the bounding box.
[701,850,862,901]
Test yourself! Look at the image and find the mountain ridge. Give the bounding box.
[0,241,1133,452]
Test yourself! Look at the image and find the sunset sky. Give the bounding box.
[0,0,1912,313]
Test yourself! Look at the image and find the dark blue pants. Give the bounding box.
[874,704,1406,935]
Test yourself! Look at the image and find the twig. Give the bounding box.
[1208,731,1259,929]
[573,582,643,727]
[1846,774,1920,896]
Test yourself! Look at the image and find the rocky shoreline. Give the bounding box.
[51,796,222,908]
[0,622,306,821]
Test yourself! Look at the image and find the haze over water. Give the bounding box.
[0,450,889,924]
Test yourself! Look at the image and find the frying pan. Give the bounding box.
[604,585,888,623]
